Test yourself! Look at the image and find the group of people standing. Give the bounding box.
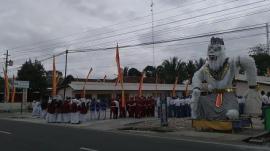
[166,96,191,118]
[110,96,155,119]
[32,96,107,124]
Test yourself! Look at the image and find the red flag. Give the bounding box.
[3,67,9,102]
[172,76,178,97]
[52,56,57,97]
[11,75,16,103]
[138,72,145,97]
[115,44,125,108]
[81,67,93,98]
[115,44,122,80]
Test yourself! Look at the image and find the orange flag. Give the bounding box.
[11,75,16,103]
[81,67,93,98]
[138,72,145,97]
[184,79,190,97]
[155,73,158,97]
[172,76,179,97]
[115,44,125,108]
[52,56,57,97]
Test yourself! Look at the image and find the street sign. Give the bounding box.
[14,80,29,88]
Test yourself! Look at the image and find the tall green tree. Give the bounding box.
[128,68,141,77]
[249,44,270,76]
[17,59,48,99]
[143,65,156,77]
[60,74,74,88]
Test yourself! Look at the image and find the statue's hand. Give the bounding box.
[192,88,201,98]
[244,86,258,99]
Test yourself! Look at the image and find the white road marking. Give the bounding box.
[108,131,270,151]
[0,130,11,135]
[80,147,98,151]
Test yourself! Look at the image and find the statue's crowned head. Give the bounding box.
[207,37,226,71]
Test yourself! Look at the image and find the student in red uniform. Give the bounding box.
[110,99,116,119]
[62,98,71,123]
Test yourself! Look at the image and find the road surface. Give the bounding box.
[0,119,268,151]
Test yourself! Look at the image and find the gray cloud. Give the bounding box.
[0,0,269,78]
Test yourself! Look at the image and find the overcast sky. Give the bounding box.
[0,0,270,79]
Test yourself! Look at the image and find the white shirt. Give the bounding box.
[175,99,181,106]
[114,100,119,108]
[262,95,268,104]
[170,99,176,105]
[237,97,245,104]
[156,97,160,107]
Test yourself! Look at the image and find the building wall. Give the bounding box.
[57,87,73,98]
[235,81,270,96]
[57,89,186,100]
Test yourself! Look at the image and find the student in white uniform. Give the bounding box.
[70,99,80,124]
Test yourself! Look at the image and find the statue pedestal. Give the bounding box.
[192,118,252,133]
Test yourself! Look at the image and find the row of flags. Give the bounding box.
[2,43,192,104]
[50,44,190,106]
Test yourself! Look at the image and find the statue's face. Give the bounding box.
[207,44,223,61]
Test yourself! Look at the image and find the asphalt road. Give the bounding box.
[0,119,268,151]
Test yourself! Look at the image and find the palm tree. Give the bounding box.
[158,57,188,84]
[123,66,129,77]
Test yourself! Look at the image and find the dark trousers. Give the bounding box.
[239,103,244,115]
[176,106,181,118]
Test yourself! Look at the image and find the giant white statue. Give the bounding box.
[191,37,260,120]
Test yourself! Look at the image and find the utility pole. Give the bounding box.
[3,50,10,103]
[63,50,68,100]
[266,23,269,54]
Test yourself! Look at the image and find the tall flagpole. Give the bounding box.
[151,0,155,66]
[151,0,158,98]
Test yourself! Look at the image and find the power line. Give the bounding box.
[6,0,256,54]
[5,0,209,52]
[79,5,270,50]
[69,23,268,53]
